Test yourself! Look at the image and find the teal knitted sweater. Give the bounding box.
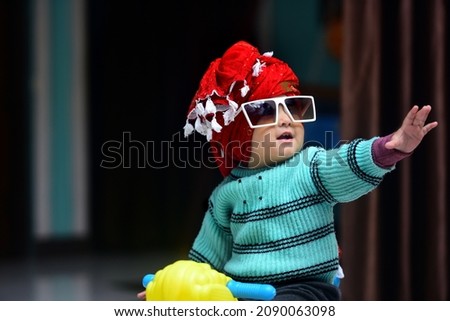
[188,137,395,285]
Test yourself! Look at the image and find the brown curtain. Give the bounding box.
[340,0,449,300]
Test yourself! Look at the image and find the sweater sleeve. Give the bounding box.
[372,134,413,168]
[310,137,395,204]
[188,194,233,272]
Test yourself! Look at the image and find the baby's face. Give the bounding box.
[248,105,305,168]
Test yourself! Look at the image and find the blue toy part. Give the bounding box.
[332,265,345,287]
[226,280,276,301]
[142,274,154,288]
[142,273,276,300]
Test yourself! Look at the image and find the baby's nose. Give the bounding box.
[278,105,291,126]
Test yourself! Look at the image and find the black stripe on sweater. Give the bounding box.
[347,139,383,186]
[188,249,215,267]
[310,149,337,203]
[227,258,339,284]
[233,223,335,254]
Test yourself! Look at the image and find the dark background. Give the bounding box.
[86,0,262,253]
[3,0,448,302]
[1,0,341,259]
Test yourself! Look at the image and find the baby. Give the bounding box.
[182,41,437,300]
[137,41,437,301]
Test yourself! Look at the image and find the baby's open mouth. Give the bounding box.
[277,132,293,140]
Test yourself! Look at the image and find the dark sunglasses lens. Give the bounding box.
[244,100,277,125]
[285,97,314,120]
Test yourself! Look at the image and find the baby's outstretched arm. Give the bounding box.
[385,105,438,153]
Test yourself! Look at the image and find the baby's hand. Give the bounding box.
[385,105,438,153]
[137,290,146,300]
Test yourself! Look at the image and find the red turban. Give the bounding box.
[184,41,300,177]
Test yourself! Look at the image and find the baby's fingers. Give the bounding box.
[422,121,438,135]
[412,105,432,127]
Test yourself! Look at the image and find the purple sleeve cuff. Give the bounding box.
[372,134,413,168]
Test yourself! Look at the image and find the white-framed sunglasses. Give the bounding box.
[239,95,316,129]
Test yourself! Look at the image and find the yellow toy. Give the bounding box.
[142,260,276,301]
